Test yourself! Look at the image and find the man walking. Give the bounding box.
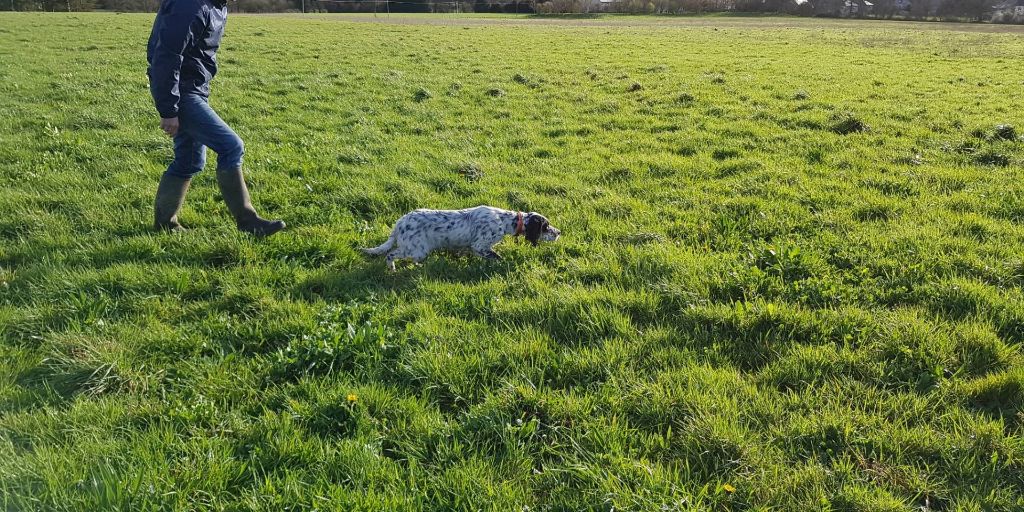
[147,0,284,236]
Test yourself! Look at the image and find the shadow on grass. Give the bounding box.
[528,13,603,19]
[965,369,1023,429]
[294,252,518,302]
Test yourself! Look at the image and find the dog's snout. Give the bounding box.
[544,225,561,241]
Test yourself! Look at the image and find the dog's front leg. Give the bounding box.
[473,248,501,260]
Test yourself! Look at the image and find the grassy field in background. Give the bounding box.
[1,12,1023,510]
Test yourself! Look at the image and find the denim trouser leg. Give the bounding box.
[164,94,245,178]
[164,130,207,178]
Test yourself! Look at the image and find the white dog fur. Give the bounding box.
[362,206,560,271]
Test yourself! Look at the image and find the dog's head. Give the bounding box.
[523,213,561,246]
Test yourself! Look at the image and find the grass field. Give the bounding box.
[2,12,1024,510]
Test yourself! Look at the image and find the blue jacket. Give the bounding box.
[147,0,227,119]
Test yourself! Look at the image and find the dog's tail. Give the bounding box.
[361,235,395,257]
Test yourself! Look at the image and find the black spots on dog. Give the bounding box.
[377,206,553,270]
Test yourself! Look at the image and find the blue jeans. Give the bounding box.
[164,94,244,178]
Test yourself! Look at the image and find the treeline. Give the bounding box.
[2,0,1019,24]
[3,0,468,12]
[539,0,1011,21]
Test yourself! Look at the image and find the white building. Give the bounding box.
[586,0,615,11]
[993,0,1024,21]
[840,0,873,16]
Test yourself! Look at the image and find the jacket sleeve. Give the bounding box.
[148,0,205,118]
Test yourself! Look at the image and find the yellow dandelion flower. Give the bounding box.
[722,483,736,493]
[347,394,358,403]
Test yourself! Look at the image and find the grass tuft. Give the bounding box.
[830,112,870,135]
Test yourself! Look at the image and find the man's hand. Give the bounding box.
[160,117,180,137]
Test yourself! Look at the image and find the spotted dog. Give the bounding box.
[362,206,561,271]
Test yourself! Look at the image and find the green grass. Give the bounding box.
[1,12,1024,510]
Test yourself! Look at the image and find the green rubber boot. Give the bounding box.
[154,173,191,232]
[216,168,285,237]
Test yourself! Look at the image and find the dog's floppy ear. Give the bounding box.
[524,213,545,246]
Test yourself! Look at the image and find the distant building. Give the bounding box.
[586,0,615,10]
[993,0,1024,22]
[840,0,873,16]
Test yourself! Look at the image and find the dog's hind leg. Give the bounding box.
[407,247,430,265]
[385,250,399,272]
[385,246,428,271]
